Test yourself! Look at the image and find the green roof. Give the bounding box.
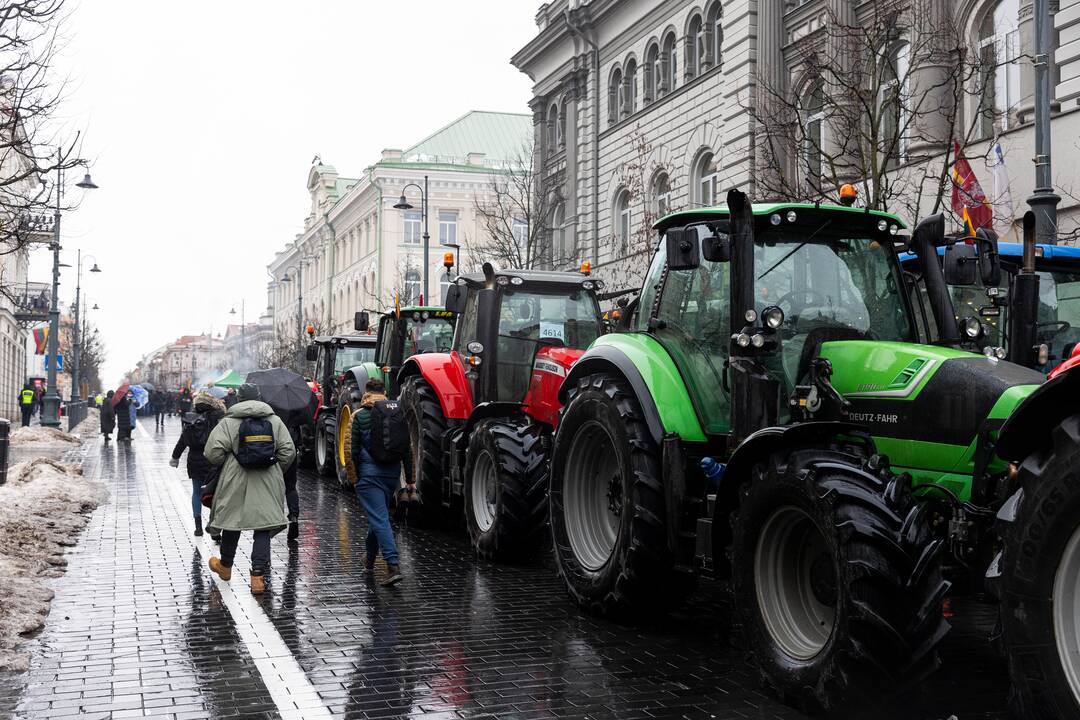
[655,202,907,230]
[399,111,532,168]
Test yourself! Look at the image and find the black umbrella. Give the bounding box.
[245,367,318,427]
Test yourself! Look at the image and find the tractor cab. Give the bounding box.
[302,334,377,475]
[443,264,604,423]
[900,239,1080,371]
[354,306,456,395]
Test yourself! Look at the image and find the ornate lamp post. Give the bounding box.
[394,176,430,304]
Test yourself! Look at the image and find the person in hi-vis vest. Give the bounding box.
[19,383,35,427]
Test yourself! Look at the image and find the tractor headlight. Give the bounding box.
[996,346,1007,360]
[1037,343,1050,365]
[751,333,765,348]
[890,224,899,236]
[762,305,785,330]
[467,341,484,354]
[421,311,430,320]
[496,276,510,286]
[510,276,524,286]
[769,213,782,226]
[583,280,595,290]
[744,309,757,324]
[734,333,751,348]
[877,220,888,232]
[595,280,606,290]
[961,317,983,340]
[785,211,797,223]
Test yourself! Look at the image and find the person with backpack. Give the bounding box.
[204,383,295,594]
[170,391,226,537]
[350,378,410,586]
[100,390,115,442]
[19,382,35,427]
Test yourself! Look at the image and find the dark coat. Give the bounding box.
[100,401,115,433]
[115,396,133,430]
[350,394,401,484]
[172,406,225,482]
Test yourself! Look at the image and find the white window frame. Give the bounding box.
[803,85,825,192]
[616,191,632,251]
[404,270,421,304]
[438,210,458,245]
[403,211,422,245]
[439,273,451,304]
[878,42,911,161]
[980,0,1021,133]
[653,172,672,217]
[511,217,528,250]
[696,153,719,207]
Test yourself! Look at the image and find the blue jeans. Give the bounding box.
[355,474,400,566]
[191,479,202,519]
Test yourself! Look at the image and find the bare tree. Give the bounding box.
[251,317,330,377]
[748,0,999,225]
[468,145,567,271]
[60,315,105,394]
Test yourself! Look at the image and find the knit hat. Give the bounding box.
[237,383,261,401]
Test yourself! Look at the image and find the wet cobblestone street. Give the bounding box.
[0,417,1012,719]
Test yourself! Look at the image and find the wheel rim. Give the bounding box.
[562,420,622,572]
[754,506,836,661]
[1053,522,1080,704]
[471,449,497,533]
[315,427,327,467]
[337,405,352,469]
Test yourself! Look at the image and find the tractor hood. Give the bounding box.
[819,340,1043,494]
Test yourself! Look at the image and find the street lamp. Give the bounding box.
[41,152,97,428]
[394,176,429,305]
[230,299,246,360]
[71,250,102,403]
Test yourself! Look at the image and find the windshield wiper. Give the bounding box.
[757,219,834,281]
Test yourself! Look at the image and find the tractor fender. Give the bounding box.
[341,364,376,402]
[559,344,665,445]
[462,401,522,438]
[398,352,474,420]
[997,367,1080,460]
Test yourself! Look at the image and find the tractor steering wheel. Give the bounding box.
[775,289,829,316]
[1037,320,1071,340]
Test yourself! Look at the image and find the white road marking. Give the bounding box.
[151,420,332,720]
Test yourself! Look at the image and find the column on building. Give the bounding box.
[756,0,789,193]
[906,0,956,156]
[1057,0,1080,105]
[1018,0,1063,122]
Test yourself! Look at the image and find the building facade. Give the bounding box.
[267,111,533,336]
[513,0,1080,291]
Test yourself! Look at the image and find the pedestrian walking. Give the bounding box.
[19,383,35,427]
[115,391,133,441]
[179,387,193,414]
[100,390,115,441]
[350,378,409,586]
[224,388,238,408]
[153,390,167,429]
[204,383,295,594]
[170,391,226,537]
[282,423,301,543]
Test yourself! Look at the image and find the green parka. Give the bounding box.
[204,400,295,533]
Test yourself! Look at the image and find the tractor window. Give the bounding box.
[1034,270,1080,369]
[640,229,732,434]
[402,315,455,358]
[375,316,395,365]
[452,288,480,355]
[334,345,376,374]
[496,289,602,401]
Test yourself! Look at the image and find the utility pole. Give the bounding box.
[41,181,61,427]
[1028,0,1060,244]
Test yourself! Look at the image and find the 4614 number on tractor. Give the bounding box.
[548,189,1080,717]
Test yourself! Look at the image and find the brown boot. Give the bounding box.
[208,557,231,581]
[250,574,265,594]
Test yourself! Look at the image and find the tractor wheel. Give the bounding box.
[335,385,360,489]
[400,376,446,527]
[549,372,695,616]
[314,422,334,477]
[729,448,950,713]
[464,418,548,562]
[997,414,1080,719]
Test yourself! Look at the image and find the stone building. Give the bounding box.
[267,111,533,337]
[512,0,1080,290]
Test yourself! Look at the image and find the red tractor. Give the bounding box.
[397,263,605,559]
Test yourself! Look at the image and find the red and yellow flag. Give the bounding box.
[32,326,48,354]
[950,140,993,235]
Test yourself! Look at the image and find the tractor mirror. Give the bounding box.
[665,227,699,270]
[943,243,978,286]
[702,233,731,262]
[975,228,1002,287]
[354,311,370,332]
[304,345,318,362]
[444,284,467,314]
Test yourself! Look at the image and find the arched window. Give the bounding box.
[979,0,1021,135]
[614,189,632,253]
[547,103,560,150]
[687,15,704,80]
[663,33,678,93]
[404,271,421,304]
[644,43,660,103]
[652,172,672,217]
[879,42,910,163]
[560,99,569,147]
[608,67,623,125]
[624,59,638,117]
[802,81,826,192]
[550,203,566,263]
[707,2,722,69]
[694,152,719,207]
[440,273,451,304]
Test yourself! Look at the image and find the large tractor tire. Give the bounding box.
[997,414,1080,719]
[464,418,548,562]
[335,385,361,489]
[314,422,334,477]
[728,448,950,713]
[549,372,696,616]
[399,376,446,527]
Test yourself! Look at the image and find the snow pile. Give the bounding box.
[0,458,106,671]
[9,426,80,445]
[70,407,101,437]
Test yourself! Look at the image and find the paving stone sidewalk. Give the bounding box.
[0,416,1009,719]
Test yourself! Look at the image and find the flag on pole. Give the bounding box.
[950,140,994,235]
[989,141,1016,240]
[32,326,48,354]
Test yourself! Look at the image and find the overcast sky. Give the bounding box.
[38,1,538,385]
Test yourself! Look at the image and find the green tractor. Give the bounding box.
[549,189,1079,716]
[329,305,456,487]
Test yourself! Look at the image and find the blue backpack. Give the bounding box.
[235,417,277,469]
